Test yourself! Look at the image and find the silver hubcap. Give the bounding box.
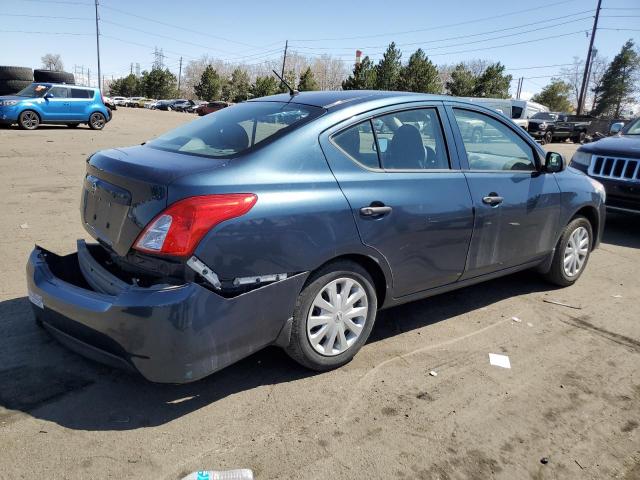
[91,114,105,128]
[22,112,38,128]
[307,277,368,356]
[563,226,589,277]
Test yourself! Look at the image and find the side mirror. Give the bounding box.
[609,122,624,135]
[545,151,565,173]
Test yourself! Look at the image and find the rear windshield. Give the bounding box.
[148,101,324,158]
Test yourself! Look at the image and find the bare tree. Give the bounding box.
[311,54,348,90]
[560,57,583,109]
[41,53,64,71]
[588,53,609,112]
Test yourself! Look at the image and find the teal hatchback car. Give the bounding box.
[0,83,110,130]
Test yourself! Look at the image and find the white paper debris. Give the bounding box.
[20,223,29,229]
[511,316,522,323]
[429,370,438,377]
[489,353,511,369]
[612,294,623,298]
[527,322,533,327]
[182,470,254,480]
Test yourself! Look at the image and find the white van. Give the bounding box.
[460,97,548,130]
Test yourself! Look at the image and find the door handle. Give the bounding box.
[482,194,504,206]
[360,205,392,217]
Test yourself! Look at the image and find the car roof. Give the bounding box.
[249,90,450,110]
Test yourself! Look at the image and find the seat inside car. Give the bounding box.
[385,124,425,169]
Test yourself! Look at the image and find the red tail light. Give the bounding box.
[134,194,257,257]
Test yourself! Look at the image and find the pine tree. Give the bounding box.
[472,62,512,98]
[446,63,476,96]
[398,49,442,93]
[194,65,222,101]
[531,79,573,112]
[342,56,376,90]
[298,67,318,91]
[251,76,278,98]
[592,40,639,118]
[223,68,250,102]
[375,42,402,90]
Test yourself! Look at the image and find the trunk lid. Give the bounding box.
[82,145,229,256]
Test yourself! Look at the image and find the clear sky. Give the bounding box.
[2,0,639,98]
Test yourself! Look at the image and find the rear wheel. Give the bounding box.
[544,131,553,144]
[18,110,39,130]
[543,216,593,287]
[572,132,586,144]
[89,112,106,130]
[286,261,378,371]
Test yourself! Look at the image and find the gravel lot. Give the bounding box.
[0,108,638,479]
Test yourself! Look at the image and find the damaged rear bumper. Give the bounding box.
[26,241,308,383]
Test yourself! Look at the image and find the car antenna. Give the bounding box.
[272,70,298,96]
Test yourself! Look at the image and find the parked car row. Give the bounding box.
[108,96,231,115]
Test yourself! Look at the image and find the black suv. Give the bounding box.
[570,118,640,214]
[528,112,591,144]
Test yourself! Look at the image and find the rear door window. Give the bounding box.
[453,109,536,171]
[373,108,450,170]
[49,86,69,98]
[332,121,379,169]
[71,89,92,99]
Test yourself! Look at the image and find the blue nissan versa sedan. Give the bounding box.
[0,83,110,130]
[26,91,606,383]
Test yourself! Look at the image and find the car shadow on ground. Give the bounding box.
[602,212,640,249]
[0,269,555,432]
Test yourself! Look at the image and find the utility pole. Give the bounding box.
[94,0,102,91]
[130,63,133,75]
[280,40,288,89]
[516,77,523,99]
[577,0,602,115]
[88,68,91,87]
[177,56,183,95]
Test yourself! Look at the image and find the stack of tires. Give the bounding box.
[33,69,75,85]
[0,66,34,96]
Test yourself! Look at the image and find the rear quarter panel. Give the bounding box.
[167,120,393,285]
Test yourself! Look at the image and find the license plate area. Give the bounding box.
[82,175,132,247]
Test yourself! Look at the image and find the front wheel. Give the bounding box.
[572,132,586,144]
[286,261,378,371]
[543,216,593,287]
[89,112,106,130]
[18,110,40,130]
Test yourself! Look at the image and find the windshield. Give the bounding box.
[148,101,324,158]
[16,84,49,98]
[623,118,640,135]
[531,112,557,121]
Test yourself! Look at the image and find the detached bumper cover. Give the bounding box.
[26,243,307,383]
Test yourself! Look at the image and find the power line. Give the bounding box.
[99,4,259,49]
[19,0,92,5]
[289,10,595,51]
[506,63,576,71]
[0,13,92,20]
[291,0,581,41]
[0,29,91,35]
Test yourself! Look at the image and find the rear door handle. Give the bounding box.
[360,205,392,217]
[482,195,504,206]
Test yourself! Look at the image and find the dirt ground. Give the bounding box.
[0,108,638,480]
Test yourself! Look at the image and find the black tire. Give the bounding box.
[67,123,80,128]
[285,260,378,371]
[572,132,586,144]
[543,216,593,287]
[88,112,106,130]
[18,110,40,130]
[544,131,553,144]
[0,79,32,95]
[33,69,75,84]
[0,66,33,81]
